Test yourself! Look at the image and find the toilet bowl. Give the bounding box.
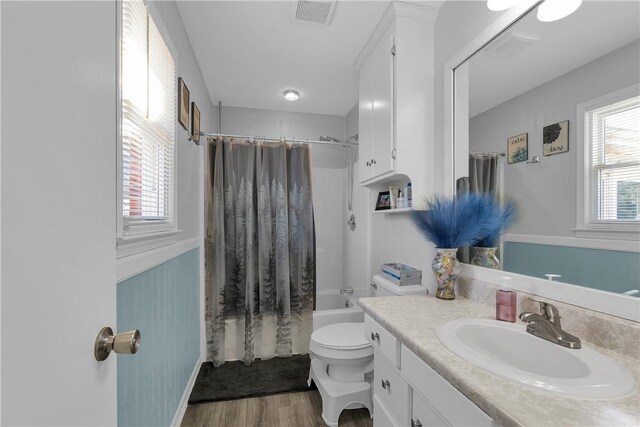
[309,322,374,426]
[309,275,428,425]
[310,322,373,383]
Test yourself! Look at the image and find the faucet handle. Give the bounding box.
[529,298,561,326]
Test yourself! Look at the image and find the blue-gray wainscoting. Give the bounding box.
[503,242,640,295]
[117,248,200,427]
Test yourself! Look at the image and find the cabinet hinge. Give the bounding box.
[391,148,397,159]
[391,45,396,56]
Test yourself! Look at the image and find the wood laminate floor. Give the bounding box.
[181,390,373,427]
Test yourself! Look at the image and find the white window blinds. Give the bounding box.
[586,95,640,224]
[121,0,176,227]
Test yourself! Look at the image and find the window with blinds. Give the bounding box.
[585,93,640,225]
[121,0,176,233]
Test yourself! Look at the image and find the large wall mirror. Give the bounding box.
[453,1,639,299]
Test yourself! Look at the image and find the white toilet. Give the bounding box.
[309,275,427,426]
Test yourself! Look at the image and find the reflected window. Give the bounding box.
[585,92,640,224]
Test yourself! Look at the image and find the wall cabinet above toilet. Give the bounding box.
[354,2,436,203]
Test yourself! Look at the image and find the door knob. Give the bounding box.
[94,327,141,361]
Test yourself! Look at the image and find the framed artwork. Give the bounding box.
[543,120,569,156]
[507,133,528,164]
[178,77,190,130]
[375,191,391,211]
[191,102,200,144]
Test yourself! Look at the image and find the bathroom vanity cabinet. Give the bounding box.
[354,2,435,202]
[365,315,496,427]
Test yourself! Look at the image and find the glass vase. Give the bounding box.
[432,248,460,300]
[470,247,500,270]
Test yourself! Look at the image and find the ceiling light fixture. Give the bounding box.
[537,0,582,22]
[487,0,518,12]
[284,90,300,101]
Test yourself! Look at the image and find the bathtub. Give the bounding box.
[313,288,369,331]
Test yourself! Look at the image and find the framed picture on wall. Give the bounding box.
[375,191,391,211]
[543,120,569,156]
[507,132,528,164]
[178,77,190,130]
[191,102,200,144]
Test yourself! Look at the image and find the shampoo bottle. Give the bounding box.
[496,277,516,323]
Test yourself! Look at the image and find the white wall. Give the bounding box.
[434,1,508,193]
[217,106,353,293]
[469,41,640,237]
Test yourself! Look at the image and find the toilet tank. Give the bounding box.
[372,275,427,297]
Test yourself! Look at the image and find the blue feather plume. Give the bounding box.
[475,199,515,247]
[411,194,516,249]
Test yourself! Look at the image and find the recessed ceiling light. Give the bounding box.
[537,0,582,22]
[284,90,300,101]
[487,0,517,12]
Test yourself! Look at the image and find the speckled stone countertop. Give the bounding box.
[358,295,640,427]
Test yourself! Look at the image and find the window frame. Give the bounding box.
[116,0,181,257]
[576,83,640,241]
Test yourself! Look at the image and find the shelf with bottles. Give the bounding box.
[372,178,414,214]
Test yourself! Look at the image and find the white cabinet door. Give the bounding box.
[371,23,395,179]
[359,56,374,183]
[1,2,117,425]
[412,391,450,427]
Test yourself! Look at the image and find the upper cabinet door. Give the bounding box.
[370,23,395,179]
[359,56,374,183]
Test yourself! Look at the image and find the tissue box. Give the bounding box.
[380,263,422,286]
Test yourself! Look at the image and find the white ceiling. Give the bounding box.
[468,1,640,117]
[177,1,395,116]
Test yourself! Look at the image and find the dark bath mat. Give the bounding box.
[188,354,316,405]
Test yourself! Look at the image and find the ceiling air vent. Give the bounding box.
[292,0,337,25]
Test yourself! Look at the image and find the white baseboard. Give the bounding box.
[171,357,202,427]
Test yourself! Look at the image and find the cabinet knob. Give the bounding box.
[411,419,423,427]
[366,161,371,167]
[371,158,377,165]
[381,379,391,390]
[370,332,380,342]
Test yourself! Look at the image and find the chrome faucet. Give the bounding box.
[519,298,581,349]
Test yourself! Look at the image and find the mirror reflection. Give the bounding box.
[456,1,640,296]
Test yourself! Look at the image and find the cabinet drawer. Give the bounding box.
[374,348,410,426]
[412,389,449,427]
[401,346,495,427]
[365,314,400,367]
[374,394,401,427]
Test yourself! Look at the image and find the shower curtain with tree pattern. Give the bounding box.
[205,137,316,367]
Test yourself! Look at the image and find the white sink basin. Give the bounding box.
[436,318,636,400]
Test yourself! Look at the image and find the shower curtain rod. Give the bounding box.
[200,132,359,148]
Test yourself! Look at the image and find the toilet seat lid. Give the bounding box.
[311,322,370,350]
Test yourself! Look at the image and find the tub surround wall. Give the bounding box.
[344,104,371,291]
[117,249,200,427]
[358,293,640,426]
